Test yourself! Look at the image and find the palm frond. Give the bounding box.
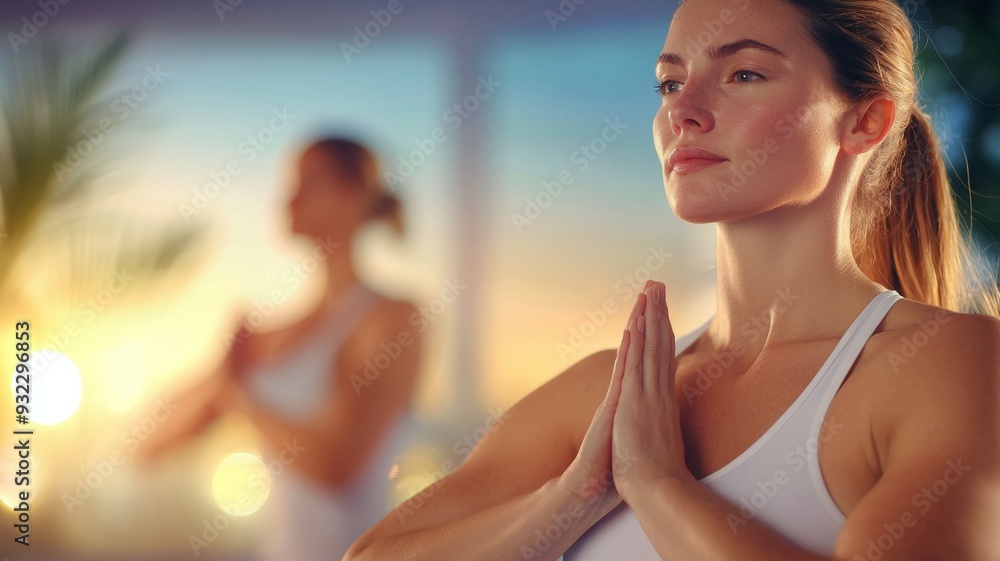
[0,32,203,305]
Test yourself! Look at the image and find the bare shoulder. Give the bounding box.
[835,301,1000,560]
[868,298,1000,380]
[864,298,1000,467]
[338,291,422,375]
[352,291,421,342]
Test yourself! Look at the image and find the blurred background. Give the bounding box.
[0,0,997,559]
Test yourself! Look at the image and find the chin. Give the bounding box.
[667,183,762,225]
[665,176,725,224]
[671,206,728,224]
[289,220,321,238]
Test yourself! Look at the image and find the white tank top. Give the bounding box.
[561,289,903,559]
[243,281,419,561]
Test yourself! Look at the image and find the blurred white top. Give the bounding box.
[244,281,419,561]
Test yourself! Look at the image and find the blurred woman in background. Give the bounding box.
[139,137,423,561]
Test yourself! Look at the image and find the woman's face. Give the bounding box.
[653,0,849,223]
[287,147,369,238]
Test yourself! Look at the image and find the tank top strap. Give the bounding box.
[320,281,382,342]
[800,289,902,523]
[809,289,902,401]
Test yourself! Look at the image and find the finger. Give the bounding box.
[642,284,661,394]
[623,294,647,395]
[622,287,647,341]
[658,283,677,396]
[608,326,631,396]
[605,328,631,408]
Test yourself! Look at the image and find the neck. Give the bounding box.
[314,233,361,310]
[708,193,885,355]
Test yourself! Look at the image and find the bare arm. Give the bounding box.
[344,350,620,561]
[133,351,233,464]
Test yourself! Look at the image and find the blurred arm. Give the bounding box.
[132,353,232,465]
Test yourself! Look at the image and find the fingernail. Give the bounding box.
[637,316,645,333]
[651,287,658,307]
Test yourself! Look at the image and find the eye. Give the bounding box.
[654,79,682,96]
[655,68,765,96]
[730,69,765,84]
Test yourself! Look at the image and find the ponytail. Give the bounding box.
[784,0,1000,317]
[370,190,405,236]
[308,137,406,238]
[857,106,1000,316]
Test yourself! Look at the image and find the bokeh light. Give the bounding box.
[11,350,84,426]
[388,445,450,507]
[210,452,271,517]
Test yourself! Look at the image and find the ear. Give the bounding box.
[841,95,895,155]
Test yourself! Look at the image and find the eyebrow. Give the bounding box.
[656,38,788,67]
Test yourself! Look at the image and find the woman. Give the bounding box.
[139,138,423,561]
[344,0,1000,559]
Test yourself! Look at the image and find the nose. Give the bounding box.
[666,81,715,136]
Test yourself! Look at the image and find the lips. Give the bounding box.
[667,145,727,175]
